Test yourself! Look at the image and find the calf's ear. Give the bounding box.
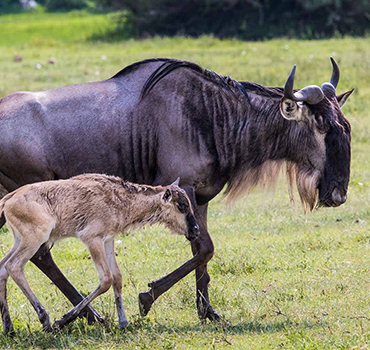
[171,177,180,186]
[162,189,172,203]
[336,88,354,108]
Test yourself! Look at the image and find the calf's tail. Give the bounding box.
[0,191,16,223]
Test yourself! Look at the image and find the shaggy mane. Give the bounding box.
[225,161,319,213]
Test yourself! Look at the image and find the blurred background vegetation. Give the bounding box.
[1,0,369,40]
[1,1,370,349]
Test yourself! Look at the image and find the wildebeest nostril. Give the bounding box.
[332,188,347,206]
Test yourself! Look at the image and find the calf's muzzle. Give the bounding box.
[186,214,200,241]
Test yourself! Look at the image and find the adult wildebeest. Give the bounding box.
[0,57,352,327]
[0,174,199,333]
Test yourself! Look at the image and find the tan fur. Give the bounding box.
[0,174,195,332]
[226,159,322,213]
[286,162,320,213]
[1,174,192,243]
[226,160,284,203]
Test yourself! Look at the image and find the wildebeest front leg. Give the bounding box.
[139,189,220,321]
[192,234,220,320]
[186,200,220,320]
[30,244,103,325]
[138,252,204,316]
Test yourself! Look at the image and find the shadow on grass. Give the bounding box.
[0,316,324,349]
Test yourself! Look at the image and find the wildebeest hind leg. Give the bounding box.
[30,244,103,325]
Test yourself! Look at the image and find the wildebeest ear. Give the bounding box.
[171,177,180,186]
[280,97,302,121]
[336,88,354,108]
[162,189,172,203]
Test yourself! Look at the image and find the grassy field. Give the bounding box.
[0,11,369,350]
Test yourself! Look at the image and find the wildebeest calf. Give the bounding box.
[0,174,199,333]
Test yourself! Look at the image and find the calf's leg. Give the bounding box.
[5,238,52,332]
[53,239,113,331]
[0,239,20,334]
[30,244,103,325]
[0,189,101,325]
[105,240,128,328]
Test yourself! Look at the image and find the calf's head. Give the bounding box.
[280,58,353,211]
[160,179,199,241]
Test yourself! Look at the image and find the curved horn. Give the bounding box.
[329,57,340,88]
[284,65,296,100]
[294,85,324,105]
[284,65,324,104]
[321,82,336,96]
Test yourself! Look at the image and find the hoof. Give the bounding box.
[52,320,63,333]
[138,291,154,317]
[86,311,104,325]
[3,324,14,336]
[41,316,52,333]
[206,308,221,321]
[3,318,14,336]
[43,324,53,333]
[197,302,222,321]
[119,319,129,329]
[52,317,69,332]
[86,312,95,326]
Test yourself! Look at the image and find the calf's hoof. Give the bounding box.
[3,324,14,336]
[205,307,221,321]
[52,316,70,332]
[138,291,154,316]
[2,316,14,335]
[42,324,53,333]
[52,320,63,333]
[119,319,129,329]
[40,313,52,332]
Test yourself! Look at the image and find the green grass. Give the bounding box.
[0,11,370,350]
